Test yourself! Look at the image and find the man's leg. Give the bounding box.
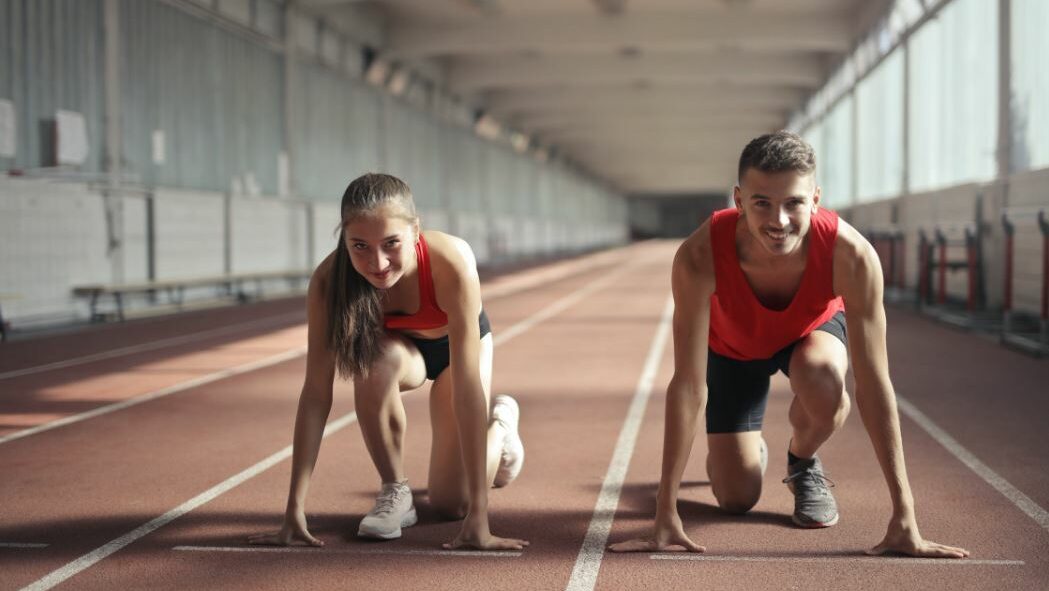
[786,330,850,459]
[705,351,774,514]
[707,431,766,514]
[782,328,850,528]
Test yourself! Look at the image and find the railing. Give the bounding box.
[1000,207,1049,356]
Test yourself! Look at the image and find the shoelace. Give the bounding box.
[782,468,837,496]
[372,486,404,515]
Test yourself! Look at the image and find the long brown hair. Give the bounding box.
[327,173,418,379]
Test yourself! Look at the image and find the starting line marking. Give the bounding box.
[173,545,521,558]
[0,543,49,549]
[651,554,1024,566]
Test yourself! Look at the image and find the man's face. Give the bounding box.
[733,168,820,257]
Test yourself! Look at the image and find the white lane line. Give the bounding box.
[173,545,521,558]
[896,396,1049,534]
[0,312,303,381]
[0,543,49,548]
[1,244,640,381]
[651,554,1024,566]
[0,348,306,446]
[1,248,643,447]
[565,295,674,591]
[493,259,640,346]
[22,264,636,591]
[18,410,357,591]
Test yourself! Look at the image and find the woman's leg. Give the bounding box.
[353,332,428,483]
[427,333,506,519]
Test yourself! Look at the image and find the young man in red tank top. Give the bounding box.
[611,132,968,558]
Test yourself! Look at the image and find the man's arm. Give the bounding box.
[610,224,715,553]
[836,222,968,558]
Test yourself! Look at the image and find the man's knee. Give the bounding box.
[713,486,761,515]
[792,359,849,424]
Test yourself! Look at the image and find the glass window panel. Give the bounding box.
[857,50,904,201]
[1011,0,1049,171]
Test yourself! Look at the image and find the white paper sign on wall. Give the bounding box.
[0,99,16,158]
[152,129,166,164]
[56,109,89,165]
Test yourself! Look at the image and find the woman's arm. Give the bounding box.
[431,233,527,551]
[249,263,337,547]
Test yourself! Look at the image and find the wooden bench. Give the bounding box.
[73,270,312,322]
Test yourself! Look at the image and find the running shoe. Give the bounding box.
[357,480,418,539]
[491,394,524,488]
[783,456,839,528]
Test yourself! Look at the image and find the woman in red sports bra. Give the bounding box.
[249,173,527,552]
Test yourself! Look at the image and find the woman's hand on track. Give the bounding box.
[247,511,324,547]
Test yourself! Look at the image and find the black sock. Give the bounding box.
[787,450,804,466]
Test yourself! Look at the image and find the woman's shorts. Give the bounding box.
[404,310,492,381]
[705,311,847,434]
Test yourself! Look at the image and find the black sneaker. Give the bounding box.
[783,456,839,528]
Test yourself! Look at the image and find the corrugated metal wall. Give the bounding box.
[0,0,106,172]
[120,0,284,193]
[293,62,383,201]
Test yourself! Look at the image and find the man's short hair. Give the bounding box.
[737,131,816,183]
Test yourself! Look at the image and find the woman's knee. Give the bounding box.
[354,337,409,404]
[428,490,468,520]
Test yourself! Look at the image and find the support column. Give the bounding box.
[103,0,124,282]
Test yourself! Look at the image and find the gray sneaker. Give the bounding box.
[783,456,839,528]
[357,481,418,539]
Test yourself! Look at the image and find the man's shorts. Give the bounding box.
[705,311,847,434]
[404,310,492,381]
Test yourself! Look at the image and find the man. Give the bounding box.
[610,132,968,558]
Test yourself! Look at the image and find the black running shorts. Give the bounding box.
[705,311,847,434]
[404,310,492,381]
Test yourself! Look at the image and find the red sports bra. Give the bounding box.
[384,234,449,331]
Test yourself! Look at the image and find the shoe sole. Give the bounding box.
[357,506,418,540]
[791,512,839,528]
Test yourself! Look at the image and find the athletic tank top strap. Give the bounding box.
[383,234,450,331]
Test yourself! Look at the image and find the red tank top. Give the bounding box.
[383,234,449,331]
[708,207,844,360]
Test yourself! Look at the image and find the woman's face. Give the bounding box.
[343,203,418,289]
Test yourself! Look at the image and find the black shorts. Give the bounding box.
[705,311,847,434]
[404,310,492,381]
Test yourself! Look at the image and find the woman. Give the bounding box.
[249,173,527,551]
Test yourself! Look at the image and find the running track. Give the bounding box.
[1,241,1047,590]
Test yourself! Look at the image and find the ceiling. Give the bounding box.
[297,0,893,197]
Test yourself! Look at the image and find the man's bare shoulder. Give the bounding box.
[833,217,880,294]
[674,218,716,282]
